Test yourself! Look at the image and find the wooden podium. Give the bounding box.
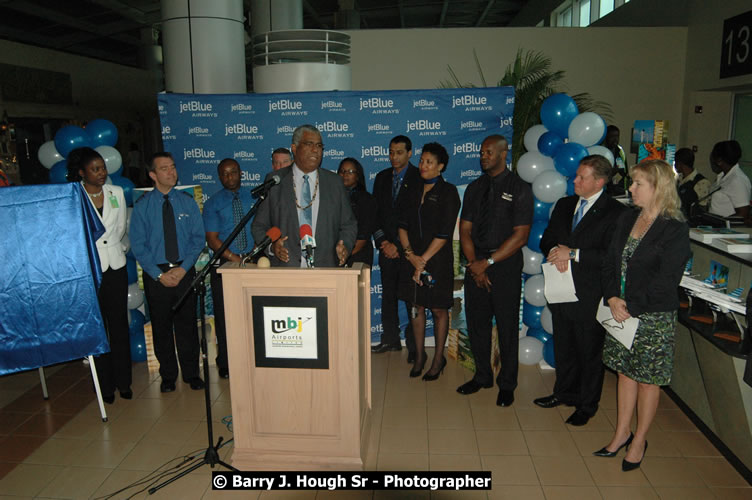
[218,263,372,470]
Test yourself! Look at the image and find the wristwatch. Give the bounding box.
[569,249,577,260]
[486,257,495,266]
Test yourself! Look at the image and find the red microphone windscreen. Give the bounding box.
[266,226,282,242]
[299,224,313,239]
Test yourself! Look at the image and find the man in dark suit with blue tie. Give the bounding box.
[534,154,626,426]
[252,124,356,267]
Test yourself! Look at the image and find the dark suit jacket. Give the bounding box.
[602,208,690,317]
[540,192,626,319]
[251,165,357,267]
[372,163,421,250]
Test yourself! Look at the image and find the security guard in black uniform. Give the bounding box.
[457,135,533,407]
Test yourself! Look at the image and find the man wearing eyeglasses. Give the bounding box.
[252,124,356,267]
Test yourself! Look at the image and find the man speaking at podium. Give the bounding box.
[252,124,356,267]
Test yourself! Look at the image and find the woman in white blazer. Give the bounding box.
[68,147,132,403]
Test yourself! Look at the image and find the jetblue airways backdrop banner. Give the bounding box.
[158,87,514,343]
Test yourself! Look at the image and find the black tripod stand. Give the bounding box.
[148,188,271,494]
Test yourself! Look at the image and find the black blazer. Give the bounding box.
[601,208,690,317]
[540,192,626,318]
[372,163,421,250]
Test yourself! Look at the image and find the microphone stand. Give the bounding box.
[149,186,271,494]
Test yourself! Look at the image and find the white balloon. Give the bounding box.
[532,170,567,203]
[587,145,615,166]
[126,207,133,234]
[524,274,547,307]
[95,145,123,174]
[568,112,606,148]
[105,175,113,185]
[541,305,553,334]
[523,124,548,153]
[517,151,555,183]
[522,246,544,275]
[519,336,544,365]
[127,283,144,309]
[38,140,63,169]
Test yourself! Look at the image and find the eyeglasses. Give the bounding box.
[339,169,357,175]
[299,141,324,150]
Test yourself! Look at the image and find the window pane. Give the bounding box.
[600,0,614,17]
[579,0,591,26]
[559,6,572,27]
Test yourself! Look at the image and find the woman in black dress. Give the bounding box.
[338,158,376,268]
[398,143,461,380]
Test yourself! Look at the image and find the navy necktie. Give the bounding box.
[232,193,247,251]
[163,194,179,262]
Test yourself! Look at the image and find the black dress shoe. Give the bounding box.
[187,377,205,390]
[456,380,493,395]
[496,390,515,407]
[622,441,648,471]
[102,393,115,404]
[422,357,446,382]
[593,433,634,457]
[119,389,133,400]
[407,351,416,363]
[160,380,176,393]
[218,367,230,379]
[371,342,401,354]
[565,409,592,426]
[533,394,570,408]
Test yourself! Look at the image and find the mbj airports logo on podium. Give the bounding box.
[264,307,318,359]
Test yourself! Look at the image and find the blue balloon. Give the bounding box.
[49,160,68,183]
[111,174,135,206]
[522,303,544,329]
[54,125,91,158]
[129,309,147,362]
[527,220,548,253]
[533,198,553,222]
[540,93,579,138]
[527,327,552,345]
[543,338,556,367]
[537,131,564,157]
[126,256,138,284]
[86,119,118,147]
[554,142,589,178]
[566,177,575,196]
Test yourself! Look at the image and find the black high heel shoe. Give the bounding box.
[593,432,634,457]
[622,440,648,471]
[409,352,427,378]
[422,357,446,381]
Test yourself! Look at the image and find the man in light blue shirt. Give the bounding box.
[130,152,206,393]
[203,158,254,378]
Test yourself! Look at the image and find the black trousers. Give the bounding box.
[143,268,200,382]
[378,252,415,351]
[95,266,132,395]
[551,304,606,416]
[209,263,228,371]
[464,262,522,391]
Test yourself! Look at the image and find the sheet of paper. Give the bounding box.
[542,262,579,303]
[596,301,639,350]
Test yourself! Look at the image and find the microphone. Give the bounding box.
[251,175,281,198]
[246,226,282,260]
[300,224,316,267]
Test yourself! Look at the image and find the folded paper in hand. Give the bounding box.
[596,299,638,350]
[542,262,578,303]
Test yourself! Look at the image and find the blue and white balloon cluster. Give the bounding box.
[517,94,609,367]
[38,119,146,362]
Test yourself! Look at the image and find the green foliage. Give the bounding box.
[440,48,613,168]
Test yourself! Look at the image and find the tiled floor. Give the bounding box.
[0,350,749,499]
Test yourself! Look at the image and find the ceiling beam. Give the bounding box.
[476,0,496,26]
[439,0,449,27]
[303,0,328,29]
[88,0,160,25]
[398,0,405,28]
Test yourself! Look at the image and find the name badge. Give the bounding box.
[501,192,513,201]
[109,195,119,208]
